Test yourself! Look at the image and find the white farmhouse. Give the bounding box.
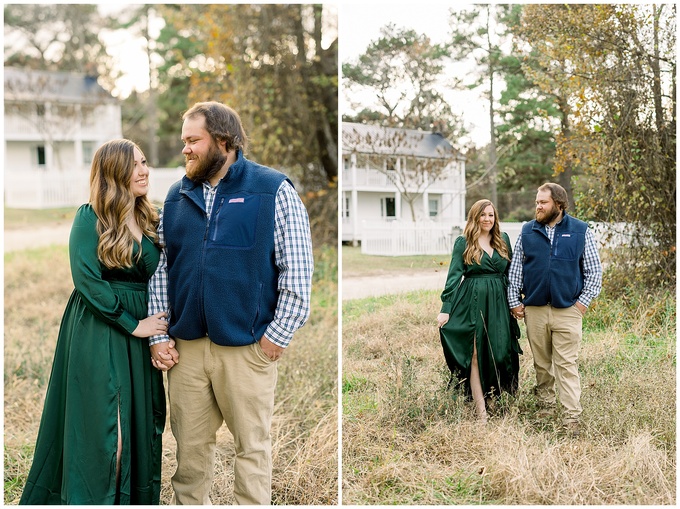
[342,122,466,254]
[4,66,122,208]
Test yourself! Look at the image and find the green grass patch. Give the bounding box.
[342,374,371,393]
[4,207,78,230]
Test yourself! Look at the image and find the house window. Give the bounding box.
[381,197,396,219]
[344,196,350,218]
[429,198,439,218]
[81,106,96,128]
[36,104,46,117]
[343,156,350,170]
[82,141,95,166]
[34,145,46,167]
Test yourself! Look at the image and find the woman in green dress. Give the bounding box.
[20,139,177,504]
[437,199,521,423]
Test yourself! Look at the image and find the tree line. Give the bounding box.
[343,4,675,289]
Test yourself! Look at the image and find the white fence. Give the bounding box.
[361,221,461,256]
[360,220,634,257]
[5,168,186,209]
[360,221,524,256]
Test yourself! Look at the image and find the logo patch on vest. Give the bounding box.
[228,197,245,203]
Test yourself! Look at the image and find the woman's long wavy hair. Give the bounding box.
[89,139,159,269]
[462,199,510,265]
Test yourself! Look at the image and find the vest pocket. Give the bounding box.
[553,232,583,260]
[210,194,260,248]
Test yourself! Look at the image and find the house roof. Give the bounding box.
[342,122,462,160]
[4,66,115,104]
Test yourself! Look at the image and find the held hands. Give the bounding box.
[132,312,178,372]
[259,335,285,361]
[511,305,525,320]
[437,313,449,328]
[132,311,168,338]
[151,339,179,371]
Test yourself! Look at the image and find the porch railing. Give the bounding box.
[5,168,185,209]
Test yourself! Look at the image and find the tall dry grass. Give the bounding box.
[342,288,675,505]
[4,244,338,505]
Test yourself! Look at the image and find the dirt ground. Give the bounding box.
[4,224,72,252]
[4,227,445,300]
[342,269,446,300]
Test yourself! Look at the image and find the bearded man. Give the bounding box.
[507,182,602,437]
[147,101,314,504]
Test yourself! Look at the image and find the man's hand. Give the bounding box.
[574,301,587,316]
[511,304,525,319]
[151,339,179,371]
[259,335,284,361]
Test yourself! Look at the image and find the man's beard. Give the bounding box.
[536,206,560,225]
[186,143,227,182]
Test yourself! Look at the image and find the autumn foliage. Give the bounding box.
[517,4,676,289]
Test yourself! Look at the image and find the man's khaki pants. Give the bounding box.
[524,305,583,422]
[167,337,278,505]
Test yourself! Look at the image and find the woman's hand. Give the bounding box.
[132,311,168,338]
[437,312,449,328]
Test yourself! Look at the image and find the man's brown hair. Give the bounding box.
[538,182,569,212]
[183,101,249,154]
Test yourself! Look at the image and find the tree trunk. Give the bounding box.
[296,5,337,184]
[486,8,498,206]
[651,4,664,132]
[557,94,574,209]
[145,7,159,167]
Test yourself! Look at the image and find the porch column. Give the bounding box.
[395,191,401,220]
[74,140,83,171]
[43,102,54,171]
[422,170,430,221]
[350,153,359,246]
[74,105,83,170]
[395,156,402,220]
[45,141,54,171]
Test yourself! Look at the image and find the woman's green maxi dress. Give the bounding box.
[20,205,165,505]
[439,233,522,398]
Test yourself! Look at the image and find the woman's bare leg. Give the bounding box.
[470,341,488,423]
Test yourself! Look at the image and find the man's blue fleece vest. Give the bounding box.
[163,151,290,346]
[521,213,588,308]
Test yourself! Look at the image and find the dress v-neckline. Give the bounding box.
[133,234,150,255]
[482,248,495,260]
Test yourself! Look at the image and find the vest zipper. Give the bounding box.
[199,203,213,335]
[211,198,225,242]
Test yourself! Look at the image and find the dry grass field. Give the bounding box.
[342,251,675,504]
[4,242,338,505]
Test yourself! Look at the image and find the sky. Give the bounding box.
[97,4,164,98]
[339,3,492,147]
